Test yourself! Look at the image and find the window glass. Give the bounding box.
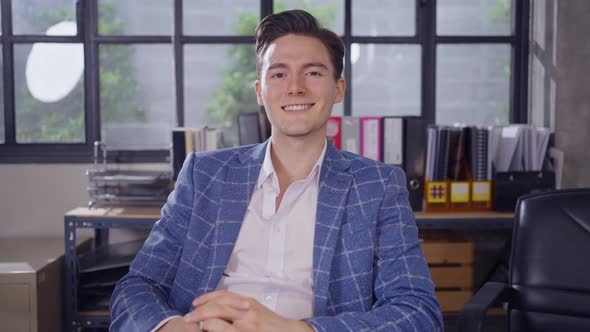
[352,44,421,116]
[183,0,259,35]
[352,0,415,36]
[184,44,258,147]
[100,45,175,149]
[98,0,173,35]
[437,0,513,36]
[436,44,511,125]
[274,0,344,35]
[12,0,76,35]
[14,43,85,143]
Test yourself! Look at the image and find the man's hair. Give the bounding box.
[255,9,344,81]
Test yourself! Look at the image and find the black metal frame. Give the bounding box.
[64,214,158,332]
[0,0,529,163]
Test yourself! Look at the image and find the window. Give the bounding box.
[0,0,529,163]
[435,0,516,125]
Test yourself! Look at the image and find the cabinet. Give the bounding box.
[0,237,89,332]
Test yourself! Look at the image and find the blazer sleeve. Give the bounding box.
[305,167,443,331]
[110,153,196,331]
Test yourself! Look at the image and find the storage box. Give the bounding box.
[435,290,473,312]
[422,241,474,313]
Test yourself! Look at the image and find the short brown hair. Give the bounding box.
[255,9,344,81]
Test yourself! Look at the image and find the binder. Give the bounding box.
[474,127,489,180]
[383,117,404,165]
[238,112,262,145]
[360,117,382,161]
[172,128,193,181]
[433,127,451,181]
[327,116,342,149]
[448,127,469,181]
[426,125,437,181]
[403,117,426,211]
[341,116,360,154]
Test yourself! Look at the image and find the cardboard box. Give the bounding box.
[435,290,473,312]
[421,241,475,264]
[430,265,473,289]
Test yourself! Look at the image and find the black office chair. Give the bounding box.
[458,188,590,332]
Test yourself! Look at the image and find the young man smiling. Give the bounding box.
[110,9,442,332]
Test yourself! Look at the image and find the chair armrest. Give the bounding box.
[457,281,513,332]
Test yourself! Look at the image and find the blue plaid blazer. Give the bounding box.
[110,141,443,331]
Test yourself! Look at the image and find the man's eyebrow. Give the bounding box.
[303,62,329,70]
[267,63,288,71]
[267,62,329,71]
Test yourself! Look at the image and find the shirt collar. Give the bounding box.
[257,139,327,189]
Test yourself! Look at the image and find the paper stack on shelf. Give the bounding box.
[86,142,173,207]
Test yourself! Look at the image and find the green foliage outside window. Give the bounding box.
[16,1,145,143]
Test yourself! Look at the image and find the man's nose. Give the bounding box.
[287,76,305,95]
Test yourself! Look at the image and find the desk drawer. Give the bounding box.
[421,241,474,264]
[0,284,31,332]
[0,283,30,313]
[435,290,472,312]
[430,265,473,289]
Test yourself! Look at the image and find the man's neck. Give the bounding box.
[270,134,325,187]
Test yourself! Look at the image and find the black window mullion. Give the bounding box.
[420,0,436,124]
[174,0,183,126]
[512,0,529,124]
[86,0,100,146]
[180,36,255,43]
[351,36,420,44]
[343,0,351,116]
[261,0,273,18]
[9,35,81,42]
[2,0,15,144]
[94,36,172,43]
[436,36,515,44]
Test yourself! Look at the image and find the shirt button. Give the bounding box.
[274,226,280,233]
[265,295,272,302]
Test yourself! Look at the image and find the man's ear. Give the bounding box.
[255,80,264,106]
[334,78,346,104]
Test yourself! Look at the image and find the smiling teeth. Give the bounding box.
[283,104,313,111]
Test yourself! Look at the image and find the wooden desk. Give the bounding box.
[414,211,514,230]
[63,207,514,331]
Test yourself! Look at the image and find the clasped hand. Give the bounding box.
[163,290,313,332]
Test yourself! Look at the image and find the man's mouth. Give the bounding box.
[281,103,315,112]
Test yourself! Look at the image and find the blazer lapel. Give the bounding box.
[200,142,266,293]
[312,143,352,315]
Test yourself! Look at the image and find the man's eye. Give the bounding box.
[307,71,322,77]
[271,72,285,79]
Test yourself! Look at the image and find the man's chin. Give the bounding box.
[279,128,314,138]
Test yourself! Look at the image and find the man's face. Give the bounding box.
[255,34,345,140]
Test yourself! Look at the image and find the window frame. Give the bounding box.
[0,0,529,163]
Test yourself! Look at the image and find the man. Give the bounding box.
[111,9,442,332]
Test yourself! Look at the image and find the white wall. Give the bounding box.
[0,164,89,238]
[0,164,160,240]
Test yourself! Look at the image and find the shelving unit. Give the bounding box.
[64,207,160,331]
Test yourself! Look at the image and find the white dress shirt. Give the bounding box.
[217,139,325,319]
[152,140,325,331]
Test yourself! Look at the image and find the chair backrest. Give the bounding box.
[508,188,590,331]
